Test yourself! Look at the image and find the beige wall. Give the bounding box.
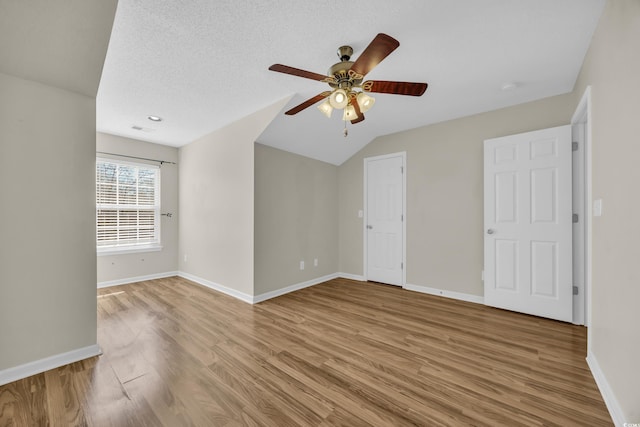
[339,94,575,295]
[96,133,179,284]
[254,144,339,295]
[572,0,640,420]
[178,99,289,296]
[0,73,98,370]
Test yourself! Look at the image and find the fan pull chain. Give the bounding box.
[343,120,348,137]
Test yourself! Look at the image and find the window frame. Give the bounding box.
[96,157,162,255]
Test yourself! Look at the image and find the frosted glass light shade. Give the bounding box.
[317,99,333,118]
[329,89,349,109]
[342,104,357,121]
[356,92,375,112]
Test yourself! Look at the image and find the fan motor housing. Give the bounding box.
[328,45,362,89]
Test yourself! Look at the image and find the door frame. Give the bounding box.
[571,86,593,329]
[363,151,407,286]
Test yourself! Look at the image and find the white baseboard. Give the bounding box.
[97,271,179,288]
[0,344,102,386]
[158,274,484,309]
[253,273,339,303]
[403,283,484,305]
[337,273,366,281]
[178,272,351,304]
[177,271,254,304]
[586,352,625,427]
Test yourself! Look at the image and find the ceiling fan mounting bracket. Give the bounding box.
[337,45,353,61]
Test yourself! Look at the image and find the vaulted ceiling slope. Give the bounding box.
[96,0,605,165]
[0,0,118,98]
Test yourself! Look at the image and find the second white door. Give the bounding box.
[365,153,405,286]
[484,125,573,322]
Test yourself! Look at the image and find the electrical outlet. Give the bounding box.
[184,254,188,262]
[300,261,305,270]
[314,258,318,267]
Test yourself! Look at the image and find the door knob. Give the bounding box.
[367,225,373,229]
[487,229,495,235]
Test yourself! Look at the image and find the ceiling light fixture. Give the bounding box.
[329,89,349,109]
[356,92,375,113]
[317,99,333,118]
[342,104,357,121]
[147,115,163,122]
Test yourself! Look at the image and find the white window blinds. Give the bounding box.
[96,158,160,250]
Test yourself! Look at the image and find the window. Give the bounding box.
[96,158,161,254]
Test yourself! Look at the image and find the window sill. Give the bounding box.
[97,245,163,256]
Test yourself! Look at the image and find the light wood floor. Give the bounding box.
[1,277,612,426]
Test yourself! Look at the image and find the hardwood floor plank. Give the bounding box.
[265,351,410,426]
[1,277,612,426]
[0,377,45,426]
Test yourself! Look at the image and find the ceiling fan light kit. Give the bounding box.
[356,92,375,112]
[317,99,333,118]
[343,104,358,121]
[269,33,428,133]
[329,89,349,109]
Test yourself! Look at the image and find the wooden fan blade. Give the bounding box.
[269,64,329,82]
[350,33,400,77]
[284,92,331,115]
[363,80,428,96]
[350,99,365,124]
[351,114,365,125]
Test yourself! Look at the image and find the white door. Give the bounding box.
[484,126,573,322]
[365,153,404,286]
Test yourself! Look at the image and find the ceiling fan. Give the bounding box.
[269,33,428,132]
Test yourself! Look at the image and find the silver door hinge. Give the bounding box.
[573,213,579,223]
[572,141,579,151]
[401,166,404,174]
[401,262,404,270]
[573,286,579,295]
[401,214,404,222]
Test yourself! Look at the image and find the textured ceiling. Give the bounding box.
[97,0,605,165]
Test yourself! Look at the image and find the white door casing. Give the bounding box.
[572,120,587,325]
[364,153,405,286]
[484,126,573,322]
[571,86,592,328]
